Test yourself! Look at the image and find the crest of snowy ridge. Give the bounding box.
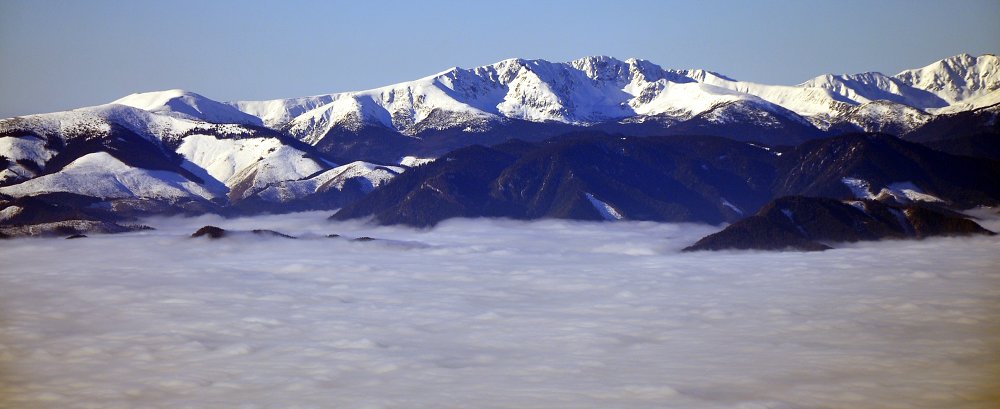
[114,89,264,126]
[227,53,999,138]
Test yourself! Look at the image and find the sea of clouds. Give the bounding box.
[1,212,999,409]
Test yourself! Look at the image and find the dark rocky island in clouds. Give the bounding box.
[2,54,999,249]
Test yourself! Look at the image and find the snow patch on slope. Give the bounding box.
[0,135,54,183]
[883,182,945,203]
[585,193,623,220]
[841,177,945,203]
[0,205,23,221]
[399,156,435,167]
[842,177,875,199]
[0,135,54,167]
[721,198,744,215]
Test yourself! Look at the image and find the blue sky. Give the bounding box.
[1,0,997,117]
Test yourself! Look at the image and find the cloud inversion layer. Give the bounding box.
[1,213,998,408]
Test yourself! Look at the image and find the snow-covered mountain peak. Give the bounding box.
[894,53,999,104]
[570,56,630,81]
[938,53,980,69]
[623,58,685,83]
[114,89,264,126]
[571,56,685,86]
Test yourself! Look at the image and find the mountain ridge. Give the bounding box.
[329,132,1000,228]
[3,53,999,243]
[185,54,1000,148]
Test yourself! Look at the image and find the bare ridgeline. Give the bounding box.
[1,54,999,250]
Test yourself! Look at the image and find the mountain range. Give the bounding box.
[2,53,998,248]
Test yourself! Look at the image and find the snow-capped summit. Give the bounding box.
[569,55,636,82]
[113,89,264,126]
[894,53,999,105]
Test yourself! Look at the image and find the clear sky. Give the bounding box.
[1,0,997,118]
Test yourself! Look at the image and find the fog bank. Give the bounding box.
[1,213,998,408]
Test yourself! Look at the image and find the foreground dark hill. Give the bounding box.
[489,134,778,223]
[903,103,1000,161]
[332,132,1000,227]
[684,196,995,252]
[774,133,1000,207]
[331,134,779,227]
